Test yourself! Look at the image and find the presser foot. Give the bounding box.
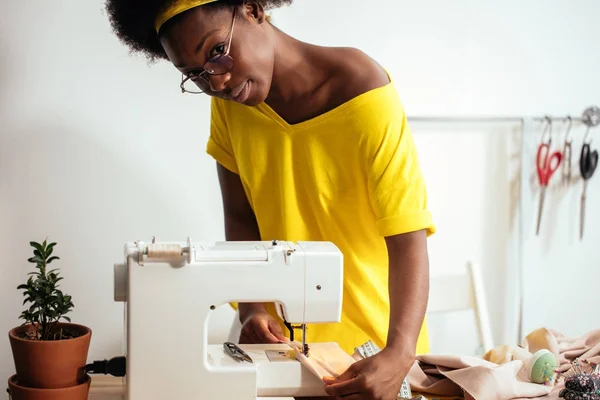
[301,324,309,357]
[283,320,310,356]
[302,342,310,357]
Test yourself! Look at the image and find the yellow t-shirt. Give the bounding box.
[206,76,435,356]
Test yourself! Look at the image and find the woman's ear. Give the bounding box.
[243,1,267,24]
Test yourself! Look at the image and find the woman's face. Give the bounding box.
[159,3,274,105]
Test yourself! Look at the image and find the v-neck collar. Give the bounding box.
[252,77,395,132]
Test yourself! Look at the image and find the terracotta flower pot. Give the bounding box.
[9,323,92,389]
[7,374,91,400]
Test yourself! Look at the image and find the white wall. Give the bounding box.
[2,0,600,388]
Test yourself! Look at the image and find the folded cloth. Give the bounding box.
[406,328,600,400]
[407,354,551,400]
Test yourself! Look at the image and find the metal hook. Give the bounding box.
[583,126,593,144]
[563,116,573,182]
[564,116,573,143]
[541,116,553,144]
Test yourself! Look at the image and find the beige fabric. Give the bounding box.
[406,328,600,400]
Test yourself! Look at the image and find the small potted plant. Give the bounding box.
[7,239,92,400]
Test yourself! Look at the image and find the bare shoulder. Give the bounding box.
[328,47,391,101]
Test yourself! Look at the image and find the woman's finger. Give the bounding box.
[239,322,261,344]
[268,319,289,342]
[256,321,282,343]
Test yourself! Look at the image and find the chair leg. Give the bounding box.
[468,261,494,353]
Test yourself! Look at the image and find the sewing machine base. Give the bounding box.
[89,342,355,399]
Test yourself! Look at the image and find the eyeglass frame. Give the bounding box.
[179,6,237,94]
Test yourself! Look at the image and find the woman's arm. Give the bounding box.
[216,162,265,321]
[385,229,430,358]
[322,230,429,400]
[216,162,260,241]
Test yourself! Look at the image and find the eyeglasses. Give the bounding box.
[180,7,237,94]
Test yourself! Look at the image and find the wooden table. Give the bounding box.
[88,375,322,399]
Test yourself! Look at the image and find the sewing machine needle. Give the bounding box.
[302,324,307,356]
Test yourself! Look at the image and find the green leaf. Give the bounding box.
[45,243,55,258]
[19,239,73,337]
[30,242,44,253]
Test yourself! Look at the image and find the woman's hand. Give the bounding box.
[239,310,288,344]
[322,347,414,400]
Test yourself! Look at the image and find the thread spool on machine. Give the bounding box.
[137,236,194,265]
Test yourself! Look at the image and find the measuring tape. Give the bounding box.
[354,340,413,399]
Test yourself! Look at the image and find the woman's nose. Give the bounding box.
[208,73,231,92]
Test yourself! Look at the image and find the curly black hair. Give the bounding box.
[105,0,292,63]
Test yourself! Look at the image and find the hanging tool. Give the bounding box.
[579,106,600,240]
[579,129,598,240]
[223,342,253,363]
[562,117,573,183]
[536,117,562,236]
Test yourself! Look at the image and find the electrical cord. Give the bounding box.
[85,356,126,377]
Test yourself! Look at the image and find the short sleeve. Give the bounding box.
[364,104,436,237]
[206,97,238,174]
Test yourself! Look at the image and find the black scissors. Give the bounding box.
[579,140,598,240]
[223,342,253,363]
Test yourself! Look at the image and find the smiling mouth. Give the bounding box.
[230,81,249,101]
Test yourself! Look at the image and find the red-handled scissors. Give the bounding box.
[535,122,562,236]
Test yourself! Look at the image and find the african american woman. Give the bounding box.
[105,1,436,399]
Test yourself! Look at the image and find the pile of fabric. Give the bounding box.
[407,328,600,400]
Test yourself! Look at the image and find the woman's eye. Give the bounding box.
[211,44,226,56]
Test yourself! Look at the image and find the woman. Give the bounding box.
[105,0,436,398]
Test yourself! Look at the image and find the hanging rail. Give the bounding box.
[403,105,600,345]
[408,116,569,123]
[407,105,600,126]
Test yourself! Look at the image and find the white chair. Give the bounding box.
[427,261,494,355]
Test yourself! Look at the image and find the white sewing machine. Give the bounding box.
[104,238,352,400]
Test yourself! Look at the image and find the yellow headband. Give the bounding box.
[155,0,220,33]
